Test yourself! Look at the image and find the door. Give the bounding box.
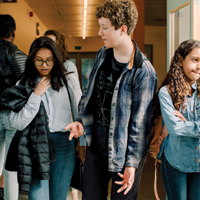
[167,0,200,69]
[68,52,97,90]
[167,0,191,69]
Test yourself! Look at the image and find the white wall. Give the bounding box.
[145,26,167,86]
[0,0,48,54]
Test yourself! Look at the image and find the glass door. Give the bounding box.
[68,52,96,90]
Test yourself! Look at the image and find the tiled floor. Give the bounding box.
[18,153,166,200]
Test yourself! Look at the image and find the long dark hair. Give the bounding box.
[152,39,200,122]
[44,30,69,62]
[20,36,69,91]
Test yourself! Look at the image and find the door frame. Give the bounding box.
[168,1,191,69]
[192,0,200,40]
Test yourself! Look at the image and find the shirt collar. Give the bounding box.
[191,82,197,91]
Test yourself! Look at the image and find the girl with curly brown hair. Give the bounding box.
[154,39,200,200]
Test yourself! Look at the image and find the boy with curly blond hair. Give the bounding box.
[65,0,157,199]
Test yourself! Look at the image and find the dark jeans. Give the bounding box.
[161,155,200,200]
[82,146,146,200]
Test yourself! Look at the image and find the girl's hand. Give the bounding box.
[173,110,187,121]
[34,77,51,96]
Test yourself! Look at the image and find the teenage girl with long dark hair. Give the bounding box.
[9,36,85,200]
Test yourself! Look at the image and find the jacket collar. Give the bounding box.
[0,39,17,48]
[101,40,143,70]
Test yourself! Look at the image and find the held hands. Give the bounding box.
[34,77,51,96]
[115,166,136,195]
[64,121,84,141]
[173,110,187,121]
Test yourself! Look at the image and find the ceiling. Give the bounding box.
[24,0,166,39]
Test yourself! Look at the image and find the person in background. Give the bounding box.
[65,0,157,199]
[44,29,82,200]
[153,39,200,200]
[0,14,27,200]
[44,30,79,79]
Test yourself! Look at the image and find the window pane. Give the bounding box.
[82,59,94,90]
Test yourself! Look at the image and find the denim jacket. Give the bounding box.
[158,83,200,172]
[76,41,157,171]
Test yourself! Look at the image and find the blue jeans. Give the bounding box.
[0,110,18,200]
[28,132,76,200]
[161,155,200,200]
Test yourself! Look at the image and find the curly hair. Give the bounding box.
[152,39,200,122]
[95,0,138,35]
[44,30,69,62]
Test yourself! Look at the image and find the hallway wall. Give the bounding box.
[65,37,104,52]
[145,26,167,86]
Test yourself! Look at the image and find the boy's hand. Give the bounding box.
[65,121,84,140]
[115,166,136,195]
[34,77,51,96]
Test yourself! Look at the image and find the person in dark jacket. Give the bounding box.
[0,85,57,192]
[0,14,27,200]
[65,0,157,199]
[8,36,85,200]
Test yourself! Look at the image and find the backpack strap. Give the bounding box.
[154,160,160,200]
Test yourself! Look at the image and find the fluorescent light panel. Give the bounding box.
[83,0,88,39]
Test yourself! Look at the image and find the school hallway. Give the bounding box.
[18,153,166,200]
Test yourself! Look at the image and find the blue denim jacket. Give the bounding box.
[76,41,157,171]
[158,83,200,172]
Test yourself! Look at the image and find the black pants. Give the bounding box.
[82,146,146,200]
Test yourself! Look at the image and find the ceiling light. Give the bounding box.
[83,0,88,39]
